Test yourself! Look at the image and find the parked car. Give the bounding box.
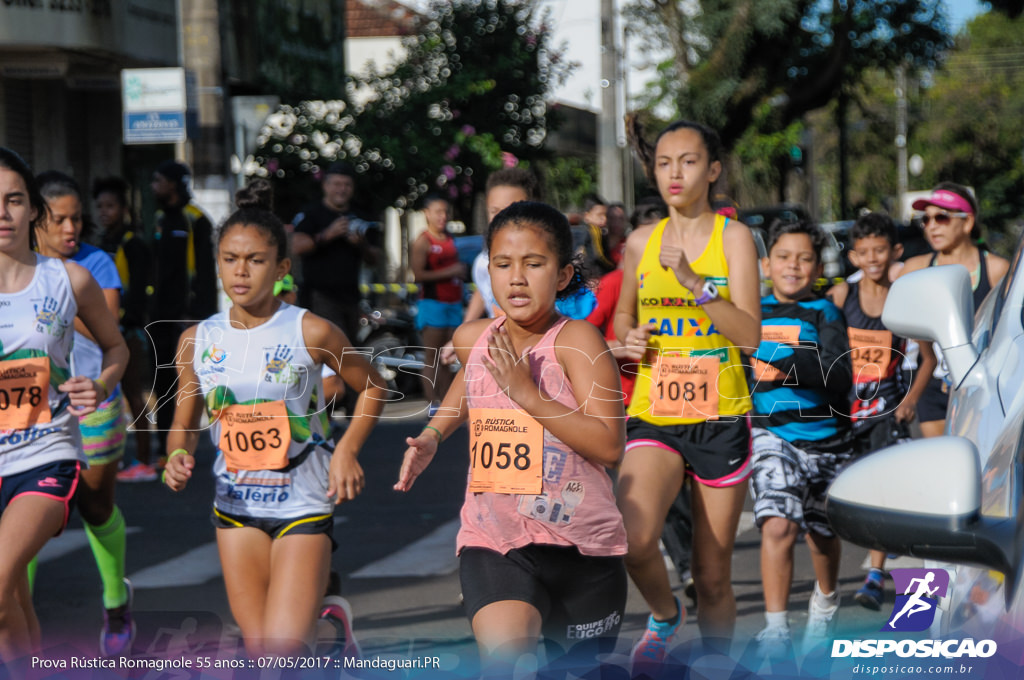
[826,237,1024,647]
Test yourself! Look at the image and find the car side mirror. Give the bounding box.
[827,437,1019,604]
[882,265,977,388]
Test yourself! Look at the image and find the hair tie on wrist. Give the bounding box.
[95,378,109,400]
[424,425,443,441]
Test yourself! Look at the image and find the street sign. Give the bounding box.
[124,111,186,143]
[121,67,187,145]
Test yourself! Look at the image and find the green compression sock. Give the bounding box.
[27,556,37,594]
[84,506,128,609]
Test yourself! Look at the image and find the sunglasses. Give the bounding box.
[921,211,968,226]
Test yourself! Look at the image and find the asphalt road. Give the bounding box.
[27,398,921,678]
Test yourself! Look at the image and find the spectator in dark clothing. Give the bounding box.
[92,177,152,335]
[150,160,217,320]
[290,161,382,342]
[148,160,217,454]
[92,177,158,480]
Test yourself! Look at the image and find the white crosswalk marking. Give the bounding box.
[350,518,460,578]
[128,542,223,589]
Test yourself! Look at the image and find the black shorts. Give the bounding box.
[852,415,912,457]
[626,416,751,487]
[460,544,626,648]
[0,460,80,535]
[211,508,337,551]
[916,377,948,424]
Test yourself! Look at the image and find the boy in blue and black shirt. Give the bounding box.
[747,220,853,658]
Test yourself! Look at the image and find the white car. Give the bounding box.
[826,246,1024,643]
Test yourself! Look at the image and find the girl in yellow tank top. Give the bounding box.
[627,213,753,424]
[613,120,761,668]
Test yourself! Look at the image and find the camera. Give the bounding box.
[348,217,380,237]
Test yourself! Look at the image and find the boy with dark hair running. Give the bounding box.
[827,212,931,609]
[748,220,853,658]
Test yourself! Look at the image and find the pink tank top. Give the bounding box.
[456,316,628,557]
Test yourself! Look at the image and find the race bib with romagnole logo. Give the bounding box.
[468,407,543,494]
[0,357,51,430]
[217,401,289,471]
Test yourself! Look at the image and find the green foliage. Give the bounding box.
[252,0,571,220]
[538,156,597,211]
[733,102,803,195]
[911,12,1024,239]
[807,69,902,220]
[624,0,950,200]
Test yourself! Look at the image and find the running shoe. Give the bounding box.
[855,576,884,611]
[116,461,158,483]
[631,597,683,675]
[755,625,793,661]
[319,595,361,660]
[804,589,839,648]
[100,579,135,657]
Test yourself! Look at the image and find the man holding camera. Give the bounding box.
[291,161,382,341]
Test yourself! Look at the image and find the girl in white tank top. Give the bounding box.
[0,148,128,668]
[162,180,386,658]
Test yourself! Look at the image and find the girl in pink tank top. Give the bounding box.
[396,201,627,670]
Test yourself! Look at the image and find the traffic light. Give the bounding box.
[789,144,804,167]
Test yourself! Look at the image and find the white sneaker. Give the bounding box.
[805,590,839,648]
[755,625,792,660]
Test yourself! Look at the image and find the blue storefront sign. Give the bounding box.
[123,111,186,144]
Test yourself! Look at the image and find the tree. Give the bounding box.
[911,11,1024,243]
[252,0,572,223]
[624,0,951,204]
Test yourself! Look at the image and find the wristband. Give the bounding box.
[423,425,443,442]
[168,448,189,461]
[94,378,109,400]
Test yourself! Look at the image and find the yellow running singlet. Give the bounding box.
[626,214,753,425]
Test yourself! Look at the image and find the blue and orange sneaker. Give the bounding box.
[631,597,683,676]
[100,579,135,657]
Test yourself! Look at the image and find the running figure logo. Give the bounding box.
[884,568,949,632]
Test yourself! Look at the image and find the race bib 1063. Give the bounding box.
[218,401,289,471]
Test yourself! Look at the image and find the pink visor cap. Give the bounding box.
[912,189,974,215]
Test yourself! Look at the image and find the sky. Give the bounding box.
[543,0,989,112]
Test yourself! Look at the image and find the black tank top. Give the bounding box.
[843,280,908,430]
[928,247,991,308]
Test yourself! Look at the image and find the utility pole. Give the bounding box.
[896,65,909,208]
[599,0,623,202]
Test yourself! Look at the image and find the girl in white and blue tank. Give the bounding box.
[162,179,386,658]
[0,148,128,671]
